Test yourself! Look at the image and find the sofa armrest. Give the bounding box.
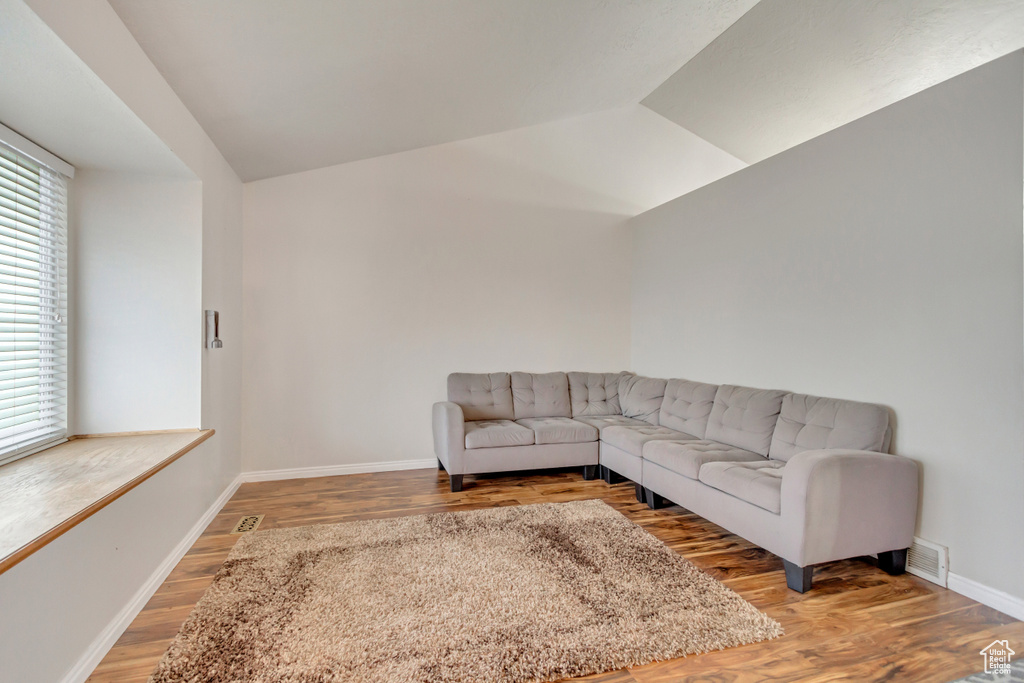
[781,449,919,566]
[432,401,466,474]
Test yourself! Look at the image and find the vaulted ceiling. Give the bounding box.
[107,0,1024,182]
[643,0,1024,164]
[107,0,757,181]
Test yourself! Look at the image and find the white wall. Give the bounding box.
[71,170,202,434]
[200,142,245,492]
[630,53,1024,602]
[242,105,744,472]
[0,2,246,681]
[0,439,227,683]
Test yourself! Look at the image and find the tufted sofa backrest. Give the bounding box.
[567,372,631,417]
[705,385,787,456]
[511,372,571,419]
[658,379,719,438]
[619,375,668,425]
[447,372,514,421]
[769,393,891,461]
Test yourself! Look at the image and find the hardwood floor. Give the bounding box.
[88,467,1023,682]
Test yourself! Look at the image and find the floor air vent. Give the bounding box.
[906,536,948,586]
[230,514,265,534]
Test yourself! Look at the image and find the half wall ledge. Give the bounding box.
[0,429,215,574]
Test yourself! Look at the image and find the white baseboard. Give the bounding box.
[62,474,244,683]
[948,572,1024,621]
[241,458,436,483]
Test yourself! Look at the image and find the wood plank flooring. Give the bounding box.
[88,467,1023,682]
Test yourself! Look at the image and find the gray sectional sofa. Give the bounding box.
[432,371,919,592]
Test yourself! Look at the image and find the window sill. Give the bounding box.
[0,429,215,575]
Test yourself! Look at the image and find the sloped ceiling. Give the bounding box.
[0,0,191,177]
[107,0,757,181]
[107,0,1024,181]
[643,0,1024,163]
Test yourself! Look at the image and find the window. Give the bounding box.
[0,133,69,466]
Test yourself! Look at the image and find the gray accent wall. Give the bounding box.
[630,52,1024,603]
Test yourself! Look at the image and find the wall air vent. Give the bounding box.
[906,536,948,587]
[230,514,265,534]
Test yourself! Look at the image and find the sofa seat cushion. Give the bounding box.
[573,415,648,437]
[464,420,535,449]
[643,439,764,480]
[698,460,786,514]
[515,417,597,445]
[601,425,692,458]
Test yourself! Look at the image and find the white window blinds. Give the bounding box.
[0,139,68,465]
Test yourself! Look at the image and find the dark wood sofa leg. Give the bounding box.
[635,484,646,503]
[783,559,813,592]
[449,474,463,493]
[582,464,599,481]
[437,458,445,471]
[877,549,908,575]
[644,488,669,510]
[602,466,624,485]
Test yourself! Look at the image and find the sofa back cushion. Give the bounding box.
[567,372,630,417]
[659,379,719,438]
[511,372,571,418]
[447,372,514,421]
[769,393,890,461]
[705,385,787,456]
[619,375,668,425]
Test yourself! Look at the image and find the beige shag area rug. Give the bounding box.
[150,499,781,683]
